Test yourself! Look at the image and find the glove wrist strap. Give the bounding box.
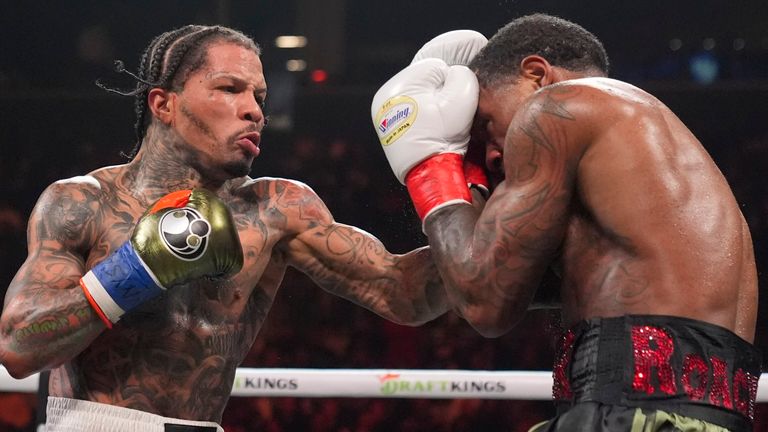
[80,242,165,327]
[405,153,472,221]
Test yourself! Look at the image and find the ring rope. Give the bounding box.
[2,366,767,401]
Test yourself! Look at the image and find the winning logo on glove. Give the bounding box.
[373,95,418,146]
[158,208,211,261]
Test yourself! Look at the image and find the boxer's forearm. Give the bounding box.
[0,284,104,378]
[425,203,538,337]
[424,205,489,314]
[329,273,448,326]
[298,237,448,325]
[388,246,450,325]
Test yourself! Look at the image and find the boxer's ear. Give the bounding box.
[148,88,176,125]
[519,55,552,88]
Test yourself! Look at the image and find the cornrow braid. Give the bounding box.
[132,26,203,149]
[96,25,260,159]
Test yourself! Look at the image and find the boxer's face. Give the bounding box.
[475,77,537,186]
[171,42,267,178]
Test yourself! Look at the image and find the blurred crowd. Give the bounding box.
[1,92,767,431]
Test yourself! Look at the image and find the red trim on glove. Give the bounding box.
[148,190,192,214]
[79,278,113,329]
[464,160,490,200]
[405,153,471,221]
[463,139,490,200]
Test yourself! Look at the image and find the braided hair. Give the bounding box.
[97,25,260,158]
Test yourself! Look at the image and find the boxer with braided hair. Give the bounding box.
[373,13,760,431]
[0,24,449,431]
[97,25,261,157]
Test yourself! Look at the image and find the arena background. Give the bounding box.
[1,1,767,431]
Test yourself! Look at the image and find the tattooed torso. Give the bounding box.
[1,155,443,422]
[3,160,446,421]
[41,169,324,421]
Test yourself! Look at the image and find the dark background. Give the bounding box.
[1,1,767,431]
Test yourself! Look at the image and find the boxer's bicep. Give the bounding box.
[6,182,99,302]
[1,183,103,373]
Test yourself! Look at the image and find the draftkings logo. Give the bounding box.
[378,373,506,396]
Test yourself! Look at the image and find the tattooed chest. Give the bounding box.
[71,282,260,418]
[77,192,274,370]
[112,276,257,349]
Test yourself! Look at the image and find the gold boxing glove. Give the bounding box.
[80,189,243,327]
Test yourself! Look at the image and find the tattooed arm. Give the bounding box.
[271,179,448,326]
[425,85,586,337]
[0,178,106,378]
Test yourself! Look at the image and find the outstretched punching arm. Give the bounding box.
[271,179,449,326]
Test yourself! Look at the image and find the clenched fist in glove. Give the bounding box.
[80,189,243,327]
[371,58,479,223]
[413,30,491,200]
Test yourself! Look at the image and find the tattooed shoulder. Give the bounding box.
[267,178,333,233]
[529,83,581,119]
[227,176,332,238]
[34,176,104,249]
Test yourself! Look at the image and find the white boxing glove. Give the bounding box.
[371,58,479,222]
[412,30,491,202]
[412,30,488,66]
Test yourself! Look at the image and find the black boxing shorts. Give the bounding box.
[533,315,762,432]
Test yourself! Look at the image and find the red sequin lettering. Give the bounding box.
[709,356,733,409]
[631,325,677,395]
[732,367,756,419]
[552,330,575,400]
[681,353,708,401]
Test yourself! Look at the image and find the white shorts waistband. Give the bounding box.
[45,397,224,432]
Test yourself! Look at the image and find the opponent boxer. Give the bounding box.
[0,25,449,431]
[372,14,760,431]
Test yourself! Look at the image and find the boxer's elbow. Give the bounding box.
[466,320,514,339]
[0,344,6,375]
[2,357,34,380]
[460,304,520,338]
[467,320,515,338]
[384,308,441,327]
[403,296,451,327]
[0,345,39,379]
[380,285,450,326]
[392,316,431,327]
[4,350,66,380]
[0,335,45,379]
